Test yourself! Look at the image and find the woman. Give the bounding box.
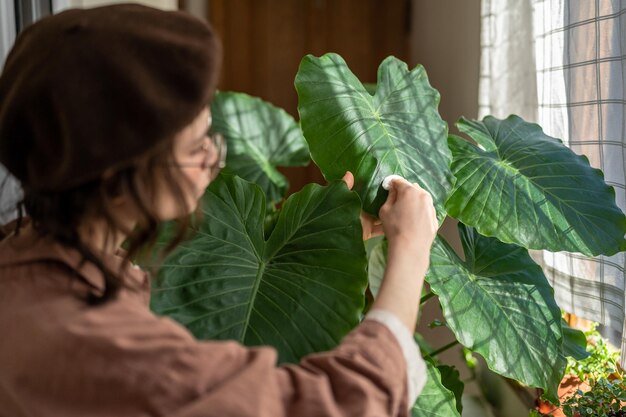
[0,4,438,417]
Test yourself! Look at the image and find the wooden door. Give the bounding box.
[198,0,411,192]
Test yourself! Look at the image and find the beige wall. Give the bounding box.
[410,0,481,129]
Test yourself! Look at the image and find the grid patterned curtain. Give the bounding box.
[480,0,626,366]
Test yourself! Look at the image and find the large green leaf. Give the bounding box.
[211,92,310,206]
[151,174,367,363]
[445,115,626,256]
[412,361,460,417]
[426,223,566,403]
[295,53,454,218]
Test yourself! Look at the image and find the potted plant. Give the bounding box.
[536,324,626,417]
[144,53,626,416]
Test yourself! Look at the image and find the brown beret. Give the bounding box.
[0,4,221,191]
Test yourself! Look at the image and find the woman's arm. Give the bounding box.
[372,177,438,331]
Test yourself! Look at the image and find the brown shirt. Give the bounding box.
[0,225,411,417]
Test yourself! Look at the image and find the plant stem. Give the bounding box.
[420,291,435,305]
[427,340,460,358]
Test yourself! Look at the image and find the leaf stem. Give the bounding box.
[428,340,460,358]
[420,291,436,305]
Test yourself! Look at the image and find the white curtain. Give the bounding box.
[0,2,19,226]
[480,0,626,366]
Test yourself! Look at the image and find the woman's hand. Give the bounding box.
[341,171,384,240]
[340,171,437,246]
[378,177,438,255]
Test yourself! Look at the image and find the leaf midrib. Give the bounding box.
[240,261,266,342]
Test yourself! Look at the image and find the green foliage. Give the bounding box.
[563,378,626,417]
[463,348,478,370]
[552,324,625,417]
[365,236,387,297]
[562,320,591,361]
[412,362,461,417]
[437,365,464,414]
[566,324,620,383]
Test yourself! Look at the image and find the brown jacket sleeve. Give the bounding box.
[113,307,411,417]
[171,318,410,417]
[66,310,410,417]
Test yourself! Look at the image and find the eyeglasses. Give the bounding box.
[203,131,227,179]
[172,130,227,181]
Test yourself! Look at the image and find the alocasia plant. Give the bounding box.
[148,53,626,416]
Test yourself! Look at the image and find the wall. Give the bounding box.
[410,0,481,132]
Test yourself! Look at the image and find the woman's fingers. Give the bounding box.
[360,212,384,240]
[341,171,355,190]
[412,182,438,231]
[385,181,399,205]
[380,177,410,214]
[378,177,438,248]
[368,222,385,238]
